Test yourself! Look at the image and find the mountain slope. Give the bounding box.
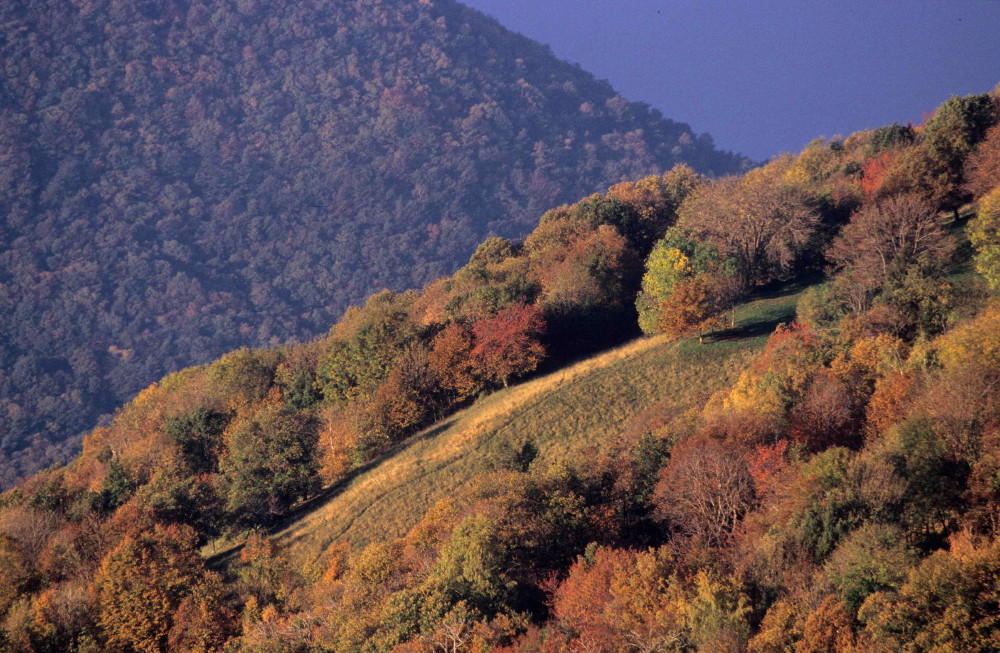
[0,0,748,483]
[273,290,797,555]
[1,87,999,650]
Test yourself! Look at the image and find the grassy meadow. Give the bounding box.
[265,286,806,560]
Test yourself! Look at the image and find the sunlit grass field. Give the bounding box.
[252,285,807,562]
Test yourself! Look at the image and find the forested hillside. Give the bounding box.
[1,89,998,651]
[0,0,748,484]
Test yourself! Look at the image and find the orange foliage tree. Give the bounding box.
[95,524,228,652]
[860,150,899,200]
[656,274,731,341]
[964,123,1000,199]
[428,322,480,404]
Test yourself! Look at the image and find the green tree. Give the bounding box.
[564,194,645,249]
[210,348,281,402]
[164,406,229,474]
[430,514,514,616]
[882,419,968,540]
[867,122,916,155]
[96,458,135,515]
[919,93,998,211]
[316,291,420,403]
[825,524,915,610]
[219,403,320,528]
[281,367,322,411]
[636,228,735,335]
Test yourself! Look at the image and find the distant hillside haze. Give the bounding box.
[0,0,747,484]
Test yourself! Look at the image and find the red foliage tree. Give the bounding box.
[746,440,789,498]
[470,304,546,388]
[788,370,858,451]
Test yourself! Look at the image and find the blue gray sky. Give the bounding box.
[462,0,1000,161]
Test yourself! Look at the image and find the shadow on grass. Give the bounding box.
[707,314,790,342]
[706,270,825,343]
[206,417,458,569]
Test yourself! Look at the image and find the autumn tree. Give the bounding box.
[21,581,97,653]
[535,224,633,315]
[442,254,538,325]
[166,573,234,653]
[656,276,724,341]
[678,169,819,286]
[826,193,955,322]
[684,572,752,652]
[652,434,755,546]
[969,186,1000,290]
[427,323,480,405]
[0,533,35,617]
[468,237,518,267]
[707,321,834,446]
[551,545,690,651]
[828,193,954,286]
[796,595,857,653]
[356,346,437,453]
[865,371,918,437]
[964,124,1000,199]
[919,303,1000,466]
[607,164,703,245]
[470,303,545,389]
[859,149,901,200]
[236,532,289,608]
[550,546,625,647]
[859,540,1000,651]
[636,228,737,336]
[95,524,224,653]
[788,370,858,451]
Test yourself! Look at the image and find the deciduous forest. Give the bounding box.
[1,87,999,651]
[0,0,748,485]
